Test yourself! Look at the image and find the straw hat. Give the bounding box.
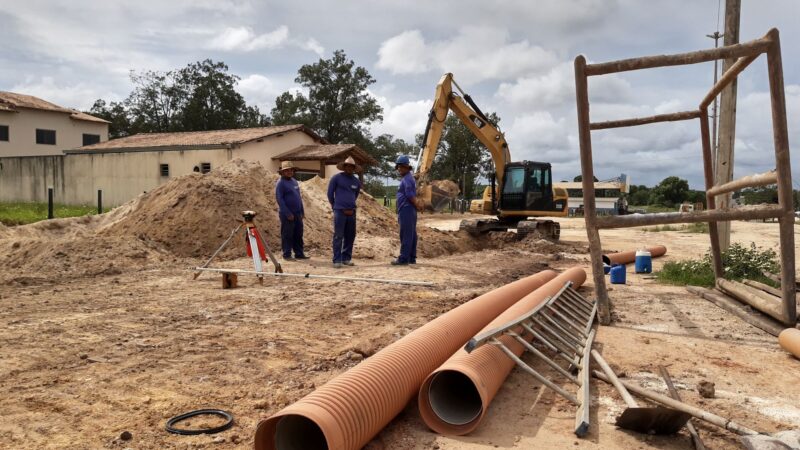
[278,161,295,173]
[336,156,361,172]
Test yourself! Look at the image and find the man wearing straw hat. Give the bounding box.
[327,156,362,268]
[392,155,422,265]
[275,161,309,261]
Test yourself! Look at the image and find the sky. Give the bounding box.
[1,0,798,188]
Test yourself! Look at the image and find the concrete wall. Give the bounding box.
[0,109,108,157]
[0,156,65,203]
[235,130,318,172]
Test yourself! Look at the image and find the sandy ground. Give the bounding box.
[1,213,799,449]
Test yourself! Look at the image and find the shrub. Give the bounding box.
[656,242,779,287]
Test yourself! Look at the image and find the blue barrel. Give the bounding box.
[610,264,626,284]
[635,250,653,274]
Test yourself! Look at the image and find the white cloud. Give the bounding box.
[370,91,432,143]
[208,25,324,56]
[376,27,559,84]
[236,74,285,113]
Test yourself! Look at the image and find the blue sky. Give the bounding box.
[1,0,798,188]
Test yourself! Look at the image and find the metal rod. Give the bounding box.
[659,366,706,450]
[583,304,599,337]
[524,323,579,365]
[537,314,584,349]
[467,294,557,352]
[594,204,783,229]
[699,54,759,109]
[584,35,770,76]
[194,267,435,286]
[509,332,578,384]
[575,328,596,438]
[564,289,595,313]
[491,338,579,405]
[590,110,702,130]
[193,223,244,280]
[706,170,777,197]
[550,300,587,325]
[544,304,589,338]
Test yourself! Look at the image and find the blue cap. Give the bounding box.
[395,155,411,167]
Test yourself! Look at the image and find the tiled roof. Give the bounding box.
[0,91,109,123]
[273,144,378,165]
[75,125,312,151]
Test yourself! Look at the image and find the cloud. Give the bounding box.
[236,74,285,113]
[376,27,559,84]
[11,76,119,110]
[208,25,324,55]
[369,91,432,143]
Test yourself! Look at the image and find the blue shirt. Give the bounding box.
[327,173,361,210]
[396,172,417,211]
[276,177,304,216]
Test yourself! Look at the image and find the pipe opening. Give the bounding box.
[602,254,611,265]
[275,415,328,450]
[428,370,482,426]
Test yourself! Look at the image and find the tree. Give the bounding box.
[368,134,414,178]
[628,184,651,206]
[649,176,690,207]
[270,50,382,144]
[87,59,268,137]
[88,99,131,139]
[423,113,497,198]
[573,175,599,182]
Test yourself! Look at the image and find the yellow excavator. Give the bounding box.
[416,73,569,240]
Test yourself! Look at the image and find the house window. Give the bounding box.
[36,129,56,145]
[0,125,8,142]
[82,134,100,146]
[160,164,170,177]
[200,162,211,174]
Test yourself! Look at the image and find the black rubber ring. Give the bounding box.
[165,409,234,435]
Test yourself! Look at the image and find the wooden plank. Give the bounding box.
[658,366,706,450]
[685,286,783,336]
[706,170,777,197]
[594,204,783,229]
[575,327,596,437]
[699,54,759,109]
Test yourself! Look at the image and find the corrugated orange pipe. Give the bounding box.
[602,245,667,265]
[418,267,586,435]
[254,269,559,450]
[779,328,800,359]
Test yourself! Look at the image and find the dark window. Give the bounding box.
[82,134,100,146]
[160,164,170,177]
[36,129,56,145]
[294,171,318,182]
[200,162,211,174]
[0,125,8,141]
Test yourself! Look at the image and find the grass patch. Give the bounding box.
[643,224,680,232]
[0,202,107,226]
[683,222,709,234]
[656,242,779,287]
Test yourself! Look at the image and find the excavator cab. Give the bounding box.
[500,162,555,213]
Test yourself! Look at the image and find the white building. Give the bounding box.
[554,175,630,215]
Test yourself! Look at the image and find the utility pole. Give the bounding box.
[706,31,723,165]
[715,0,740,251]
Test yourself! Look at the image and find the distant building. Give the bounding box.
[0,91,109,157]
[0,124,376,206]
[555,174,630,215]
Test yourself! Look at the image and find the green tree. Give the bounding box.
[369,134,414,178]
[649,176,690,207]
[573,175,599,182]
[87,99,131,139]
[628,184,651,206]
[270,50,383,144]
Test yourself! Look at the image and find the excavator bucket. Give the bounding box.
[419,180,460,212]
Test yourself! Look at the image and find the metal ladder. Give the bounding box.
[465,281,597,437]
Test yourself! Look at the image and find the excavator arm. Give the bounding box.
[416,73,512,210]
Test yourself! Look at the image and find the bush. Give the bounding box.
[656,242,779,287]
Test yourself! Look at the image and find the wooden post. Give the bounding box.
[765,28,797,325]
[699,110,724,279]
[97,189,103,215]
[714,0,741,251]
[319,160,326,178]
[574,55,610,325]
[47,187,54,219]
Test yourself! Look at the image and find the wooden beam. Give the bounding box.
[686,286,783,336]
[584,35,770,76]
[700,109,724,278]
[699,54,759,109]
[594,204,783,229]
[716,278,786,323]
[590,110,702,130]
[706,170,777,197]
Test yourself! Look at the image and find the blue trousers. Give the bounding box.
[332,209,356,263]
[279,214,305,258]
[398,206,417,263]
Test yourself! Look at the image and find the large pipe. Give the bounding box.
[778,328,800,359]
[602,245,667,266]
[254,270,559,450]
[418,267,587,435]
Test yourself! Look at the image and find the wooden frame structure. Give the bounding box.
[574,28,796,326]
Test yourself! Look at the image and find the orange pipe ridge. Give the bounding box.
[603,245,667,265]
[418,267,587,435]
[779,328,800,359]
[254,269,559,450]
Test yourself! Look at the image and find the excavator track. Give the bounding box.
[458,218,561,241]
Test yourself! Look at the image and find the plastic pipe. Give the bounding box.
[418,267,587,435]
[779,328,800,359]
[602,245,667,265]
[254,269,559,450]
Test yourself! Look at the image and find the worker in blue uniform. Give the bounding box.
[327,156,362,268]
[275,161,309,260]
[392,155,423,265]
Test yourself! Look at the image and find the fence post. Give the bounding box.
[97,189,103,214]
[47,187,54,219]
